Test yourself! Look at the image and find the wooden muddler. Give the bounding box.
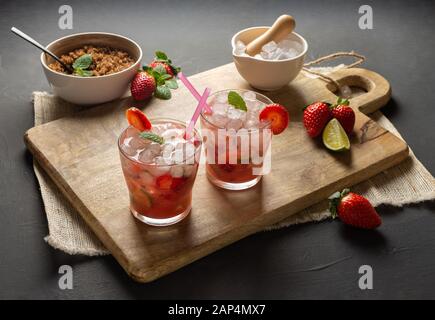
[245,15,296,56]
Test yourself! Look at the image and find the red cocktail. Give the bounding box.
[119,118,201,226]
[200,90,273,190]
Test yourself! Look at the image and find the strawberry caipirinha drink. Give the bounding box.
[200,89,289,190]
[119,108,202,226]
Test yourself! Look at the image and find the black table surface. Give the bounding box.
[0,0,434,299]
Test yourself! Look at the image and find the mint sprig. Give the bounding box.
[72,54,93,77]
[155,85,171,100]
[72,54,92,69]
[75,68,93,77]
[142,50,181,100]
[152,50,181,76]
[139,132,165,144]
[228,91,247,112]
[155,51,168,61]
[165,79,178,89]
[153,64,167,75]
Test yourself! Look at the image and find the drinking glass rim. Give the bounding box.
[118,117,202,166]
[199,89,273,131]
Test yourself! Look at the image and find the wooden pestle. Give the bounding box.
[246,15,296,56]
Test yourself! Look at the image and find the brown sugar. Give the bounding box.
[48,45,135,76]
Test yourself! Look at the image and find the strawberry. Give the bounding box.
[130,71,156,101]
[303,102,332,138]
[259,104,289,135]
[149,61,174,77]
[331,98,355,134]
[156,174,187,191]
[171,177,188,191]
[182,131,202,148]
[156,174,172,190]
[148,51,181,79]
[126,107,152,131]
[329,189,382,229]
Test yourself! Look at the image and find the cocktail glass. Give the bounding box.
[118,119,202,226]
[200,89,273,190]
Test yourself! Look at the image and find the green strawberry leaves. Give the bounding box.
[337,97,350,106]
[328,188,350,219]
[228,91,247,111]
[331,97,350,109]
[72,54,93,77]
[328,191,341,219]
[142,51,181,100]
[139,132,165,144]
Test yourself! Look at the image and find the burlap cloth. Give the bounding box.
[32,89,435,256]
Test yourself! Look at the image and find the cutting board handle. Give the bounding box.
[328,68,391,114]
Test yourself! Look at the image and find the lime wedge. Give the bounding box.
[322,118,350,151]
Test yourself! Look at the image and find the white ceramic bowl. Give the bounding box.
[41,32,142,105]
[232,27,308,91]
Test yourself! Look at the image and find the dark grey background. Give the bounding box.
[0,0,434,299]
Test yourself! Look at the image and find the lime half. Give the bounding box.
[322,118,350,151]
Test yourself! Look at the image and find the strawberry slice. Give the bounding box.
[171,177,187,191]
[259,104,290,135]
[193,139,201,148]
[156,174,173,190]
[126,107,152,131]
[156,174,187,191]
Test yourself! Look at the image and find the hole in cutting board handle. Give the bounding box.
[326,75,374,98]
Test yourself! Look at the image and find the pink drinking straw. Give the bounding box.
[178,72,212,113]
[185,87,211,140]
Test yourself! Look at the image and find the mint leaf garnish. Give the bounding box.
[81,70,93,77]
[155,51,168,61]
[153,64,167,75]
[165,79,178,89]
[160,74,172,81]
[139,132,165,144]
[72,54,92,70]
[171,66,181,75]
[228,91,247,111]
[154,51,180,76]
[72,54,93,77]
[140,51,182,99]
[155,85,172,100]
[74,68,93,77]
[143,65,153,73]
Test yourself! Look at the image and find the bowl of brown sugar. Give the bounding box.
[41,32,142,105]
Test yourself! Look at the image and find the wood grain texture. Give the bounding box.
[24,64,409,282]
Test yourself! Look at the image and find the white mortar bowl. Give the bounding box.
[41,32,142,105]
[232,27,308,91]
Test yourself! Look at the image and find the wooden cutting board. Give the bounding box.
[25,64,408,282]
